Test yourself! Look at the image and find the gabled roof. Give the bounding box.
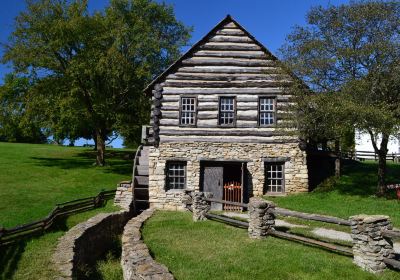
[144,14,284,94]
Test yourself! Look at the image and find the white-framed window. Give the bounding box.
[166,162,186,190]
[219,97,235,125]
[259,97,275,126]
[180,97,196,125]
[265,163,284,193]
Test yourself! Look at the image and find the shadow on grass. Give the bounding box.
[0,241,26,280]
[30,149,134,176]
[314,160,400,198]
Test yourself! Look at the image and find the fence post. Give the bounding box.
[350,215,395,273]
[192,192,212,221]
[248,197,275,239]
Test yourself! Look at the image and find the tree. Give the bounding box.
[3,0,191,165]
[0,73,46,143]
[281,1,400,195]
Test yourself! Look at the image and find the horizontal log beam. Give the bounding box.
[200,43,261,51]
[160,136,298,144]
[159,128,280,137]
[163,80,291,88]
[193,50,267,59]
[162,87,284,95]
[178,66,281,74]
[182,58,275,67]
[209,35,253,43]
[215,29,245,36]
[168,73,289,81]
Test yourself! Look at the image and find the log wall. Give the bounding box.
[149,20,297,144]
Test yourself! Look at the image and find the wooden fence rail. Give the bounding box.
[200,197,400,272]
[274,207,351,226]
[0,189,116,246]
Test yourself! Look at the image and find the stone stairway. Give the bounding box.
[134,146,150,212]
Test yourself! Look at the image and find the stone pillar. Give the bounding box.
[350,215,395,273]
[248,197,275,239]
[192,192,212,221]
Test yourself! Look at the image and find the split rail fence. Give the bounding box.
[0,189,116,246]
[199,197,400,272]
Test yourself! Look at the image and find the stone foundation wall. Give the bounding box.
[114,181,133,211]
[121,209,174,280]
[148,142,308,209]
[52,210,131,279]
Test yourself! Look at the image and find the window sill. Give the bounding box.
[264,192,286,197]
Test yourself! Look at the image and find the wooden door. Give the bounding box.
[203,166,223,210]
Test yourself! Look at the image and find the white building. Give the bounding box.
[355,130,400,156]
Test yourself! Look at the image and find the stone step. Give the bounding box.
[138,156,149,166]
[136,165,149,176]
[135,175,149,186]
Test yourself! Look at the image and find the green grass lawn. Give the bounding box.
[0,142,133,228]
[143,211,399,280]
[266,161,400,226]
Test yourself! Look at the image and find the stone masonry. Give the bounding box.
[52,210,131,279]
[248,197,275,239]
[192,192,213,221]
[121,209,174,280]
[114,181,134,211]
[148,142,308,210]
[350,215,395,273]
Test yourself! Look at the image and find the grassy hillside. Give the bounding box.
[0,142,133,228]
[267,161,400,226]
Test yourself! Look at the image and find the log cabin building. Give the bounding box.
[115,15,309,212]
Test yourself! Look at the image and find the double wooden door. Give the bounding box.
[202,162,245,211]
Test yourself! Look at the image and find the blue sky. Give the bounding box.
[0,0,350,147]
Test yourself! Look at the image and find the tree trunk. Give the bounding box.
[377,152,387,196]
[92,132,97,151]
[95,130,106,166]
[334,140,341,177]
[376,134,389,196]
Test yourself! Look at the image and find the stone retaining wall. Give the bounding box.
[52,210,131,279]
[121,209,174,280]
[114,181,134,211]
[148,142,308,210]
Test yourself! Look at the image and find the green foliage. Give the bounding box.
[3,0,191,164]
[0,73,46,143]
[281,1,400,192]
[143,211,399,280]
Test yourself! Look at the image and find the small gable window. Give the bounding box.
[180,97,196,125]
[259,97,276,126]
[166,162,186,190]
[219,97,235,126]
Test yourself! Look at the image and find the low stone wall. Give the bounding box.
[121,209,174,280]
[52,210,132,279]
[114,181,133,211]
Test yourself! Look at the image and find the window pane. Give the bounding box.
[265,163,284,193]
[219,97,235,125]
[167,162,186,190]
[259,98,275,125]
[180,98,196,125]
